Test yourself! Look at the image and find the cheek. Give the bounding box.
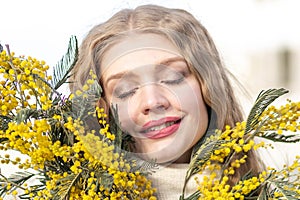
[177,79,208,137]
[110,99,138,134]
[104,90,136,132]
[174,79,206,113]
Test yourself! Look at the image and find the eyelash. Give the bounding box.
[117,88,138,99]
[161,76,184,85]
[116,76,185,100]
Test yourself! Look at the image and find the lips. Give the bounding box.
[140,117,182,139]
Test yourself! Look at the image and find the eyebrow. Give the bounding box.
[104,56,185,87]
[105,71,134,88]
[158,56,185,66]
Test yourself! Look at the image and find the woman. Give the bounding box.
[70,4,263,199]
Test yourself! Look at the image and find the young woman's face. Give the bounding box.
[101,33,208,163]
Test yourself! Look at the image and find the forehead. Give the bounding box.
[101,33,182,78]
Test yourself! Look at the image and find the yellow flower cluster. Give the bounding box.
[197,171,267,200]
[196,99,300,199]
[0,50,156,199]
[265,155,300,199]
[0,50,52,115]
[200,122,264,173]
[2,119,54,170]
[260,100,300,134]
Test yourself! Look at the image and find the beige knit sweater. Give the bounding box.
[149,163,208,200]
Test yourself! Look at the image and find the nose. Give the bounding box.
[138,84,170,115]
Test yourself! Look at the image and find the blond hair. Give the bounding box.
[70,4,263,184]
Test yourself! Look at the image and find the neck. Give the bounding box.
[173,148,192,163]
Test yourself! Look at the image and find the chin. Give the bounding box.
[139,145,188,164]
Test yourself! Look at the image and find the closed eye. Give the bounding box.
[161,76,184,85]
[116,88,138,99]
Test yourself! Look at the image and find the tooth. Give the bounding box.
[147,121,176,132]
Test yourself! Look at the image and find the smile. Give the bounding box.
[140,117,182,139]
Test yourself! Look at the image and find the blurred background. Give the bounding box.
[1,0,299,172]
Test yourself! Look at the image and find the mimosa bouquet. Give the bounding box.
[0,37,299,200]
[182,89,300,199]
[0,37,156,200]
